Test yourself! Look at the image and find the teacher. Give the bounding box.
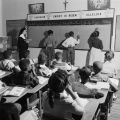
[17,27,29,60]
[88,28,103,65]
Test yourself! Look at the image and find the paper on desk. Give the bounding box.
[85,82,110,90]
[109,78,119,87]
[3,87,25,96]
[0,70,5,76]
[37,76,49,84]
[79,97,89,108]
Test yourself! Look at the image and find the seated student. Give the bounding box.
[101,51,117,77]
[36,52,57,77]
[0,92,21,120]
[72,67,104,99]
[91,61,118,92]
[22,50,35,65]
[0,50,20,73]
[42,69,85,120]
[51,51,72,71]
[15,59,39,88]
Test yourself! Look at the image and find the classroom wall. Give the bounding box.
[2,0,120,69]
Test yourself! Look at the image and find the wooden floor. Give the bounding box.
[108,83,120,120]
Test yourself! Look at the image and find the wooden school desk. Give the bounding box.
[25,78,48,120]
[3,87,29,103]
[81,99,100,120]
[0,71,12,79]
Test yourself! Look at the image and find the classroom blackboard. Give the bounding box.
[28,24,111,50]
[115,15,120,51]
[6,19,26,48]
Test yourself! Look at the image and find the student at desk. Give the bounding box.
[43,69,85,120]
[0,50,20,73]
[101,51,117,78]
[72,67,104,99]
[0,87,21,120]
[15,59,39,88]
[36,52,57,77]
[51,51,72,71]
[91,61,118,92]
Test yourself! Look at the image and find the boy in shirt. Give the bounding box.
[16,59,39,88]
[0,50,20,72]
[62,31,80,65]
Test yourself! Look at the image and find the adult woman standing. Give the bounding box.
[17,27,29,60]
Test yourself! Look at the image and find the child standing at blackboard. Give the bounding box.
[88,28,103,66]
[62,31,80,65]
[44,30,56,67]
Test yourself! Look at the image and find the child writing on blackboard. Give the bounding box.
[62,31,80,65]
[88,28,103,65]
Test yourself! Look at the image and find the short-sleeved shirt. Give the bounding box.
[102,61,117,76]
[62,37,80,48]
[0,59,15,71]
[43,90,86,119]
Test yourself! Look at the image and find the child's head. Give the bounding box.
[48,69,68,93]
[93,61,103,74]
[55,52,63,61]
[65,32,69,39]
[22,50,30,59]
[47,30,53,36]
[19,59,31,71]
[3,50,12,59]
[78,67,92,84]
[38,52,47,65]
[69,31,74,37]
[104,51,114,62]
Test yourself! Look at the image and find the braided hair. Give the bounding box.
[48,69,68,108]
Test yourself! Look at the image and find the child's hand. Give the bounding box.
[77,35,80,39]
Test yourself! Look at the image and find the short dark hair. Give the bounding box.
[22,50,30,59]
[93,61,103,74]
[47,30,53,35]
[38,52,47,64]
[55,52,62,60]
[79,67,91,84]
[104,51,114,61]
[48,69,68,93]
[69,31,74,36]
[19,59,30,71]
[3,50,12,59]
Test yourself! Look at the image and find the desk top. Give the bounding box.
[4,87,29,103]
[81,99,99,120]
[3,78,48,103]
[0,71,12,79]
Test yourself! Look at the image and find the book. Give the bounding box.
[3,87,25,96]
[85,82,110,90]
[109,78,119,87]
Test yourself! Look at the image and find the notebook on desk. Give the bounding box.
[3,87,25,97]
[85,82,110,90]
[0,70,6,76]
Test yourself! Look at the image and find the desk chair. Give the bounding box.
[26,90,42,119]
